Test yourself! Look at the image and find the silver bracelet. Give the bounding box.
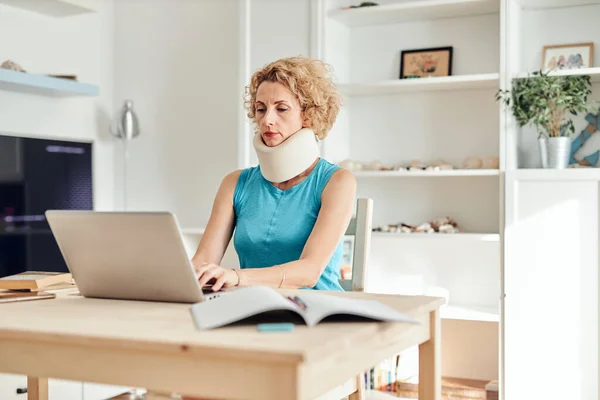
[233,269,241,286]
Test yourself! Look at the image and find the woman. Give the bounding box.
[192,56,356,292]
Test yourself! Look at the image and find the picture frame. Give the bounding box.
[340,235,354,280]
[400,46,453,79]
[542,42,594,71]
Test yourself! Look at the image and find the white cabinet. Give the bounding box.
[504,173,599,400]
[0,374,27,400]
[83,383,132,400]
[0,374,130,400]
[49,380,83,400]
[0,375,83,400]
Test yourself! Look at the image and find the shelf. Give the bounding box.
[518,0,600,10]
[0,69,99,97]
[509,168,600,181]
[353,169,500,177]
[441,304,499,322]
[371,232,500,242]
[514,67,600,83]
[0,0,98,17]
[328,0,499,27]
[362,390,399,400]
[337,73,499,96]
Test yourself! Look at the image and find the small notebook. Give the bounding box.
[189,286,417,330]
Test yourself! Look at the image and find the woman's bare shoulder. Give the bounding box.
[223,169,243,184]
[322,167,356,201]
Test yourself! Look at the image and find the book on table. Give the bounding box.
[0,271,73,291]
[190,286,417,330]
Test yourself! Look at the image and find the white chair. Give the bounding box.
[338,198,373,400]
[339,198,374,293]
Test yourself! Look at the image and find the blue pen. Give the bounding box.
[256,323,295,332]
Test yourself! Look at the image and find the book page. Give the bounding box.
[190,286,303,330]
[293,292,417,326]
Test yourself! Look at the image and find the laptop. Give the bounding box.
[45,210,210,304]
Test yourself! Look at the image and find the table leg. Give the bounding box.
[27,377,48,400]
[419,308,441,400]
[348,374,364,400]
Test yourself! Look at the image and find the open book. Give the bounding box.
[190,286,417,330]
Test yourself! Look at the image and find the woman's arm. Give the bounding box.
[237,168,357,289]
[191,170,241,268]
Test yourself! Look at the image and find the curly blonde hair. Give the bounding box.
[243,56,341,140]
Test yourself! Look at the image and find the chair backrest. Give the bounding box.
[339,198,373,292]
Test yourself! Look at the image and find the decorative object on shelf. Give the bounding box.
[0,59,25,72]
[461,156,500,169]
[496,69,595,169]
[542,42,594,71]
[373,216,460,234]
[338,158,365,171]
[462,156,482,169]
[569,107,600,167]
[110,100,141,210]
[47,74,77,81]
[340,1,379,10]
[400,46,452,79]
[337,156,499,172]
[482,156,500,169]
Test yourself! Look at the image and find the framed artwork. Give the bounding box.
[542,42,594,71]
[400,46,453,79]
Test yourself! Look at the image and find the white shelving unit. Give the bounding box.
[441,303,499,322]
[0,0,98,17]
[518,0,600,9]
[327,0,499,27]
[353,169,499,177]
[319,0,502,318]
[316,0,503,387]
[338,73,499,95]
[372,232,500,241]
[514,67,600,82]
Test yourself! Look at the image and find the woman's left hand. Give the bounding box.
[194,262,240,291]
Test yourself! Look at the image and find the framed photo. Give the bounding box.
[400,46,453,79]
[542,42,594,71]
[340,235,354,280]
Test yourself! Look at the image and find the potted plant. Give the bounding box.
[496,70,594,169]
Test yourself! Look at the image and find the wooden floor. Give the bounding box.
[392,377,494,400]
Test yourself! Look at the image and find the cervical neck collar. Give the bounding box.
[253,128,320,183]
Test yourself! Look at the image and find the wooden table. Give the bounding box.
[0,289,444,400]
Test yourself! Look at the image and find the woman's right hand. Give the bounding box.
[194,262,240,291]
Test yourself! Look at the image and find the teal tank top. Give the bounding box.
[232,158,344,291]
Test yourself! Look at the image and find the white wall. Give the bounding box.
[244,0,312,167]
[113,0,240,229]
[0,1,115,210]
